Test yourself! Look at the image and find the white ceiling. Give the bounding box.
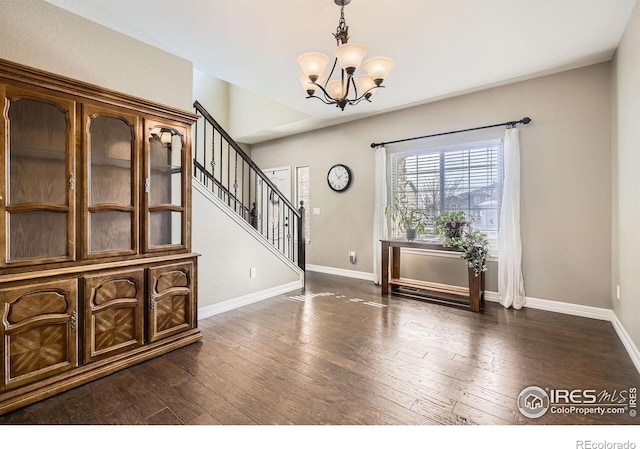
[45,0,637,144]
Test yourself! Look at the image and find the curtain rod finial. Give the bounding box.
[521,117,531,124]
[371,143,380,148]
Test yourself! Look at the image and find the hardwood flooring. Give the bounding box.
[1,271,639,425]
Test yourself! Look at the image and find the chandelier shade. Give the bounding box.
[297,0,393,111]
[364,57,395,84]
[355,75,377,98]
[334,43,368,73]
[297,52,330,82]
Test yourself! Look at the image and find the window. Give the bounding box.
[389,139,503,252]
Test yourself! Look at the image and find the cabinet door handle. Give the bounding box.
[144,177,150,193]
[70,311,77,329]
[69,173,75,190]
[150,298,155,309]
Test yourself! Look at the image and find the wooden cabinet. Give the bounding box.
[0,59,201,415]
[83,269,144,364]
[82,104,140,258]
[0,86,76,266]
[144,120,190,252]
[148,262,195,343]
[0,279,78,392]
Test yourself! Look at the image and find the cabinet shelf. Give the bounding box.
[10,146,133,169]
[10,146,66,161]
[150,164,181,174]
[90,155,132,169]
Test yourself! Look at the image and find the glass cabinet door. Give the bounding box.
[144,120,188,252]
[1,87,76,265]
[83,105,139,257]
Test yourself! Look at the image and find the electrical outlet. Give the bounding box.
[617,285,621,300]
[250,267,257,279]
[349,251,356,264]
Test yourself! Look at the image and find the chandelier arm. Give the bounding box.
[342,70,350,99]
[307,94,337,105]
[321,58,340,102]
[348,95,372,106]
[311,81,338,103]
[349,75,358,99]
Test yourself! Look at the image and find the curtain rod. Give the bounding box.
[370,117,532,149]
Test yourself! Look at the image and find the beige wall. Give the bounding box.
[193,68,230,130]
[0,0,193,110]
[612,2,640,349]
[252,63,612,308]
[192,185,301,307]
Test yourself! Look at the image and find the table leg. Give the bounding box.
[468,267,484,312]
[381,241,390,294]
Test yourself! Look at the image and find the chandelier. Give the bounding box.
[297,0,394,111]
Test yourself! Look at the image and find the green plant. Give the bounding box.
[431,211,489,277]
[385,195,428,233]
[458,229,490,277]
[432,211,471,247]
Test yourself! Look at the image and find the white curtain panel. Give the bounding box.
[372,146,388,285]
[498,128,526,309]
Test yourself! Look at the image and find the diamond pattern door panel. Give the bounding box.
[147,262,194,343]
[0,279,78,392]
[84,269,144,363]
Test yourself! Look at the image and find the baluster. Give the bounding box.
[203,117,207,187]
[234,150,238,212]
[298,200,306,270]
[219,131,223,200]
[211,126,216,194]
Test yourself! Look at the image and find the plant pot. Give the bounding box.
[444,221,466,239]
[405,228,417,241]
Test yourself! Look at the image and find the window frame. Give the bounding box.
[388,138,503,255]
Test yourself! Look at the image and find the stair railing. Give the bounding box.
[193,100,305,270]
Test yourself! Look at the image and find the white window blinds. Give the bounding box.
[390,139,503,251]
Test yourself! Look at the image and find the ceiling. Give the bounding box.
[45,0,637,144]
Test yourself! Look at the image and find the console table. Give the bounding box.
[380,239,484,312]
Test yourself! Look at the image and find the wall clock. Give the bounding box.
[327,163,352,192]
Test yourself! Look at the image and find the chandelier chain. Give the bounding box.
[333,5,349,44]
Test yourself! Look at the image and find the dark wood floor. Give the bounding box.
[1,271,639,425]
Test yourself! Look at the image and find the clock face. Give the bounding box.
[327,164,352,192]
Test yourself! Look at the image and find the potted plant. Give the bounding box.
[385,195,428,241]
[458,229,490,277]
[432,210,470,247]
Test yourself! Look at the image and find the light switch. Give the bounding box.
[313,208,321,215]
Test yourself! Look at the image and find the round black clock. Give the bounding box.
[327,163,352,192]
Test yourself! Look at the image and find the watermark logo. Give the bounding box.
[517,386,550,418]
[517,386,637,419]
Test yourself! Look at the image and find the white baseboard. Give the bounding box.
[483,291,614,321]
[306,264,374,281]
[198,280,303,320]
[610,313,640,374]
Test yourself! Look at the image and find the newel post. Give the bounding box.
[297,201,306,271]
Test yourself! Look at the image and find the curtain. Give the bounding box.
[498,128,526,309]
[373,146,388,285]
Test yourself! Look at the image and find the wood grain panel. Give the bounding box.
[155,268,189,294]
[84,269,144,363]
[148,262,193,343]
[6,288,67,324]
[0,279,77,391]
[2,86,76,267]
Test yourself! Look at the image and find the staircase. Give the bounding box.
[192,101,305,272]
